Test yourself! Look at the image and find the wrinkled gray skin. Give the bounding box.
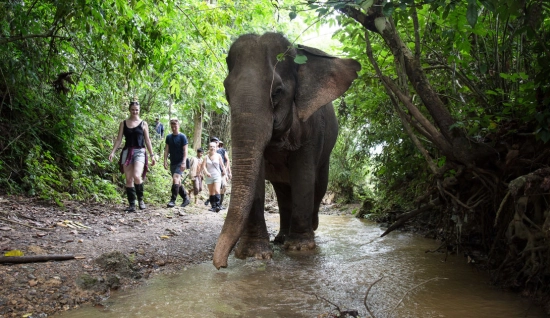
[213,33,361,269]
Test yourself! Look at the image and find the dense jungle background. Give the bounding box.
[1,0,549,309]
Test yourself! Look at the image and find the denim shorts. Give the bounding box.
[170,162,184,175]
[205,174,222,185]
[121,148,146,164]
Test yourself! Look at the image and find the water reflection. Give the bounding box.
[58,215,544,317]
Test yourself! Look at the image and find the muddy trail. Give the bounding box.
[0,195,230,317]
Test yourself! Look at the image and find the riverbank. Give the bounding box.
[0,195,228,317]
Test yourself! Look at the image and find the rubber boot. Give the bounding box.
[179,185,190,207]
[167,184,179,208]
[214,194,221,212]
[209,195,216,212]
[125,187,136,212]
[135,183,146,210]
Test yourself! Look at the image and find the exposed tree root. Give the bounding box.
[493,168,550,297]
[378,139,550,308]
[380,198,440,237]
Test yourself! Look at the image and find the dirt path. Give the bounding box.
[0,195,227,317]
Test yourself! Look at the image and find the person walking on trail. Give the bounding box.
[209,137,232,176]
[163,118,190,208]
[201,141,226,212]
[217,140,231,209]
[154,118,164,139]
[204,136,232,208]
[188,148,204,205]
[109,100,156,212]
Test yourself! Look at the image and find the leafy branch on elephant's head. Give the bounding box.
[294,54,308,64]
[275,52,307,64]
[276,44,308,65]
[272,45,308,105]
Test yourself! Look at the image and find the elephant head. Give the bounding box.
[213,33,360,269]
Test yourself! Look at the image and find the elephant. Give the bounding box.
[213,32,361,269]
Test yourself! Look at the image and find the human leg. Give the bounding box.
[174,169,190,207]
[219,176,226,209]
[168,173,181,208]
[206,182,218,212]
[123,163,136,212]
[167,164,182,207]
[179,183,190,207]
[191,177,200,204]
[167,184,179,207]
[210,182,222,212]
[132,151,146,210]
[135,183,146,210]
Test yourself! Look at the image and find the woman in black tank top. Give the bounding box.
[109,101,156,212]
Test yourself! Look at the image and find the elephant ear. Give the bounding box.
[294,45,361,122]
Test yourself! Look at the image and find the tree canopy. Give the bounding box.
[1,0,295,201]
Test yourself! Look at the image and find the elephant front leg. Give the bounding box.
[271,182,292,244]
[284,156,317,251]
[284,231,316,251]
[234,163,273,260]
[234,199,272,260]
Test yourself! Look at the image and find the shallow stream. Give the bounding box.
[58,214,545,317]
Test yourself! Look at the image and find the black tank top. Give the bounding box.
[123,120,145,149]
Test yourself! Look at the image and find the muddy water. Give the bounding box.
[60,215,545,317]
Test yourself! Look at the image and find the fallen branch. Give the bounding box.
[388,277,448,316]
[364,276,384,318]
[380,198,441,237]
[425,242,448,254]
[294,287,359,317]
[0,254,75,264]
[0,216,54,231]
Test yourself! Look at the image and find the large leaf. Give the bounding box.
[466,0,478,28]
[382,2,395,17]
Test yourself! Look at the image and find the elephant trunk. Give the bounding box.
[213,105,272,269]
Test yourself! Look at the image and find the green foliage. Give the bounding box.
[0,0,286,203]
[299,0,549,213]
[534,110,550,143]
[23,146,67,206]
[294,54,308,64]
[2,0,549,214]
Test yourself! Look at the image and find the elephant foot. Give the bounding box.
[234,237,273,260]
[273,231,287,244]
[283,232,316,251]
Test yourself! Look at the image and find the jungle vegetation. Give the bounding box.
[1,0,549,306]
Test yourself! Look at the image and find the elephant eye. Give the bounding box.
[271,86,283,105]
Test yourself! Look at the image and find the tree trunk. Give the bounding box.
[168,95,174,118]
[192,106,203,150]
[341,4,490,166]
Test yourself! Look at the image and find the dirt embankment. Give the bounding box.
[0,196,225,317]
